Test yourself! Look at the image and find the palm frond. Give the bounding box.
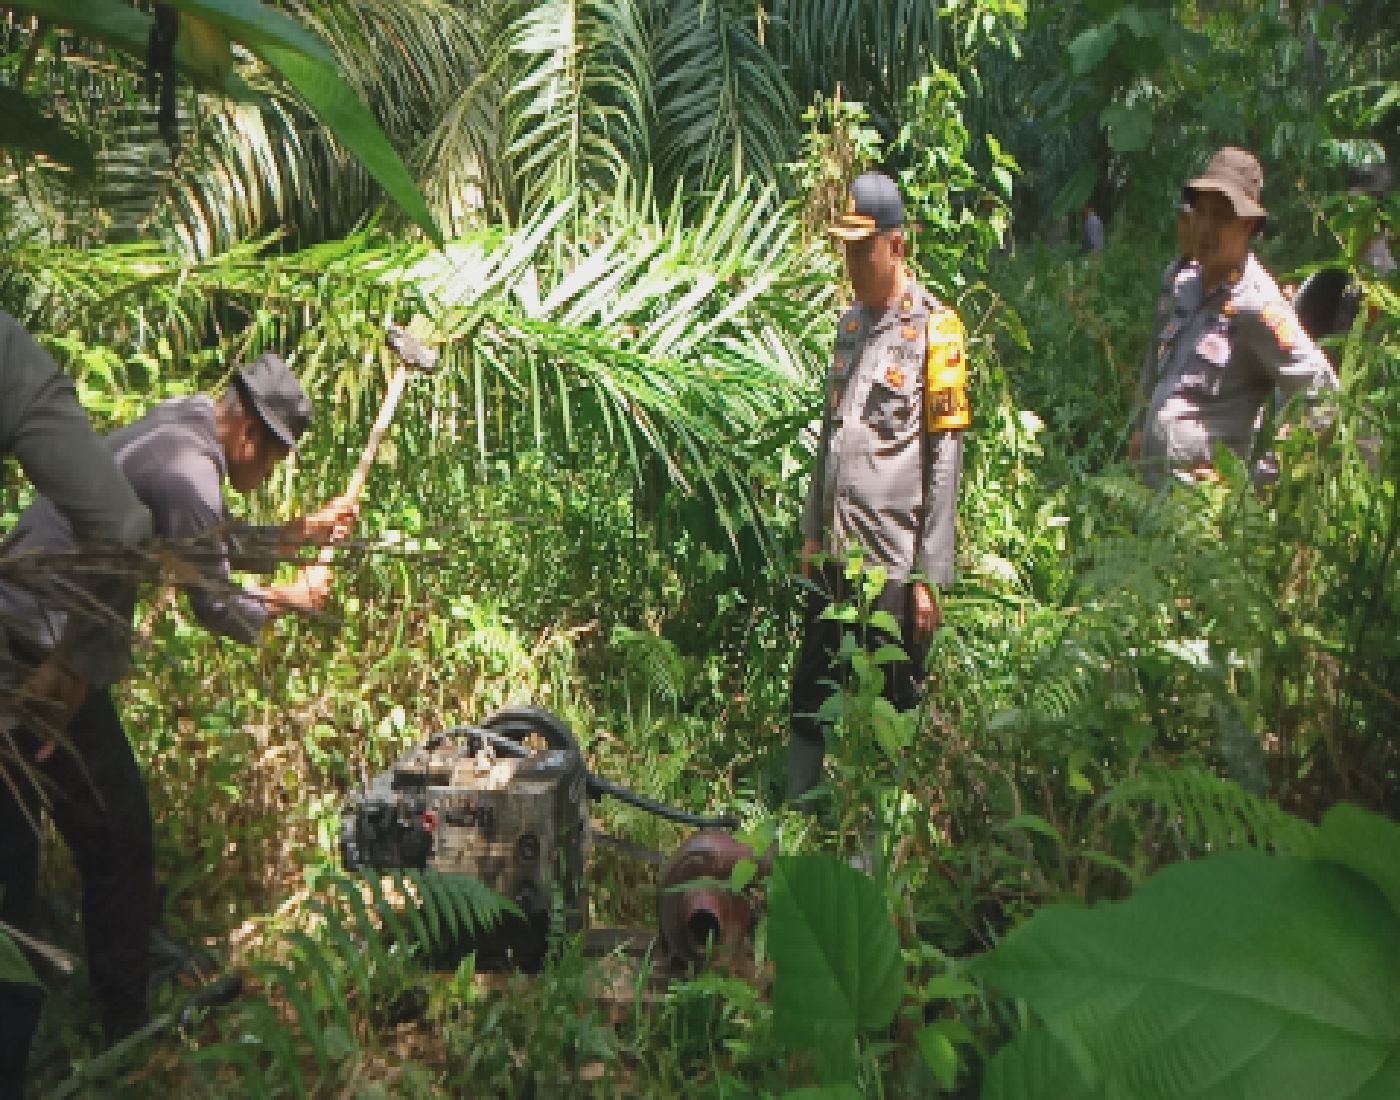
[653,0,795,198]
[1105,765,1316,856]
[504,0,655,220]
[767,0,942,129]
[4,184,831,556]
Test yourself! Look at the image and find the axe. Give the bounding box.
[317,320,440,566]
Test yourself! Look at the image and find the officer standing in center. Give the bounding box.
[787,172,967,801]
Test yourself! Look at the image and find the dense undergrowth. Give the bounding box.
[9,199,1396,1096]
[2,2,1398,1097]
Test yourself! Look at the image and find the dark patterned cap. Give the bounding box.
[233,352,312,448]
[829,172,905,241]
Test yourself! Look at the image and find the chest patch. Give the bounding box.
[885,364,906,389]
[1196,332,1230,365]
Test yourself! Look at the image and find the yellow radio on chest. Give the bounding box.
[925,307,970,432]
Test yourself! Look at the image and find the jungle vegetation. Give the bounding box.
[1,0,1397,1096]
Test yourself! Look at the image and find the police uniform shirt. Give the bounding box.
[799,279,963,586]
[1134,256,1198,431]
[1140,254,1337,488]
[0,395,283,686]
[1,313,151,690]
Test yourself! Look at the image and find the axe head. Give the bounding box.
[385,320,440,373]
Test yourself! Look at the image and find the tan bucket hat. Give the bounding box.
[1185,146,1267,219]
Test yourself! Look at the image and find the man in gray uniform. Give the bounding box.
[787,172,966,800]
[1135,147,1337,488]
[1,313,153,728]
[1,313,153,1093]
[0,353,355,1084]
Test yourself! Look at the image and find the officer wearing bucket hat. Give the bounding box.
[0,352,356,1087]
[786,171,966,801]
[1134,146,1337,488]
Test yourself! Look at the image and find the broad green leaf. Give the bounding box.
[1118,5,1155,38]
[867,610,901,637]
[780,1088,861,1100]
[870,644,908,667]
[1100,103,1153,154]
[729,858,758,892]
[1051,164,1097,220]
[768,855,904,1077]
[0,929,38,987]
[871,698,910,755]
[164,0,335,66]
[9,0,248,96]
[1067,23,1119,76]
[1313,803,1400,919]
[254,43,443,248]
[982,1026,1095,1100]
[975,850,1400,1098]
[9,0,439,245]
[916,1019,971,1089]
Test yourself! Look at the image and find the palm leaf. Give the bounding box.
[653,0,794,197]
[504,0,654,219]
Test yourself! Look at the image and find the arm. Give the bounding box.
[1132,262,1183,453]
[153,461,276,644]
[0,314,151,551]
[223,495,358,573]
[912,430,964,640]
[1,315,152,707]
[1239,299,1339,412]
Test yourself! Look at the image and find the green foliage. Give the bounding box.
[1105,765,1317,856]
[0,928,38,987]
[977,805,1400,1099]
[5,0,443,245]
[768,855,904,1081]
[4,2,1399,1097]
[192,869,514,1094]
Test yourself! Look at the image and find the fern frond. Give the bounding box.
[191,870,515,1092]
[1105,766,1315,856]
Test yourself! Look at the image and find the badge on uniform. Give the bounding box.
[901,324,919,341]
[844,319,859,334]
[1196,332,1230,364]
[885,364,906,389]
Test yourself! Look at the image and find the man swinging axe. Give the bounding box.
[0,324,437,1092]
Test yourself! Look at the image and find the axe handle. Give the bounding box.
[317,362,411,566]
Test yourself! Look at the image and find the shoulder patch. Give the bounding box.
[1260,302,1300,351]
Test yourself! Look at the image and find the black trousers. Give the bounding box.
[786,566,930,799]
[0,687,154,1089]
